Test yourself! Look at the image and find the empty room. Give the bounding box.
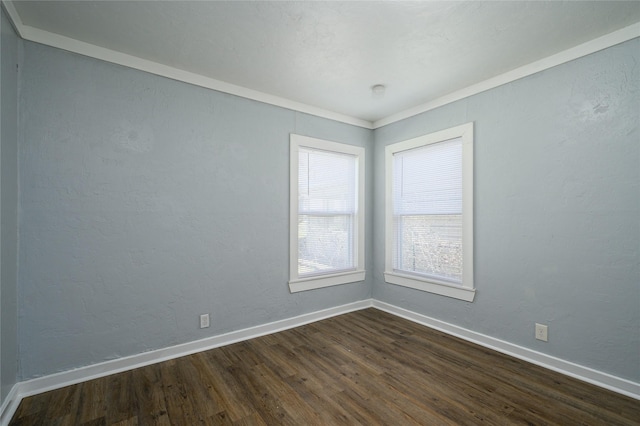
[0,1,639,425]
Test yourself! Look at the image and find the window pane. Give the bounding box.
[290,134,365,292]
[384,123,473,299]
[393,137,462,215]
[391,137,463,283]
[299,149,356,214]
[394,214,462,283]
[298,214,354,276]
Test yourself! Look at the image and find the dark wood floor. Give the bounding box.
[9,308,640,425]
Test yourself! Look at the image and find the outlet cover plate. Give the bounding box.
[535,323,548,342]
[200,313,210,329]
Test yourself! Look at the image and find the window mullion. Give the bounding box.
[290,134,365,293]
[385,123,474,302]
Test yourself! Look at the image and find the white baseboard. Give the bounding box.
[372,300,640,400]
[0,384,20,426]
[3,297,638,425]
[0,299,373,425]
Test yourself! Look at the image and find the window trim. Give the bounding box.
[289,134,365,293]
[384,122,475,302]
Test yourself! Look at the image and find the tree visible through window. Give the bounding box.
[289,134,365,293]
[297,147,356,275]
[385,123,475,302]
[392,137,463,283]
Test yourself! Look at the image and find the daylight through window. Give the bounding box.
[385,123,475,302]
[289,134,365,293]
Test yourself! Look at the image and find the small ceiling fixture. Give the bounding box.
[371,84,386,99]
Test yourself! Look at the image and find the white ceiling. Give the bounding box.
[7,1,640,126]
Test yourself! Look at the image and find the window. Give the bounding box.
[289,134,365,293]
[384,123,474,301]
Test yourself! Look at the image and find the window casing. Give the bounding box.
[289,134,365,293]
[384,123,474,301]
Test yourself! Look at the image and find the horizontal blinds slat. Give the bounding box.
[393,137,462,215]
[392,137,463,281]
[299,148,356,214]
[299,211,357,216]
[298,147,357,277]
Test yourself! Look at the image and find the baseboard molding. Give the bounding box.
[0,385,20,426]
[372,300,640,400]
[3,297,638,425]
[0,299,373,425]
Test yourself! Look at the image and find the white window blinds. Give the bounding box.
[298,148,357,277]
[392,137,463,284]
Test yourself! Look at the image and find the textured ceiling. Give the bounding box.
[9,1,640,124]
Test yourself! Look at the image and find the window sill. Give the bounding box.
[289,270,366,293]
[384,271,475,302]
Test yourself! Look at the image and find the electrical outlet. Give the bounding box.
[535,323,548,342]
[200,313,210,329]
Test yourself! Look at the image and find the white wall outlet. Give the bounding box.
[535,323,548,342]
[199,313,210,329]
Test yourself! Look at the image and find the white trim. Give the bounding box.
[384,271,475,302]
[384,122,474,301]
[0,384,20,426]
[289,270,365,293]
[289,134,366,293]
[373,23,640,128]
[3,0,638,131]
[1,0,24,38]
[3,14,372,130]
[372,300,640,401]
[0,299,374,426]
[2,297,638,424]
[0,3,22,425]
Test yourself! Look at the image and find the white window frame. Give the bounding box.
[384,122,475,302]
[289,134,365,293]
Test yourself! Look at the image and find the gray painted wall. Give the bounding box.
[10,30,640,386]
[373,38,639,382]
[0,6,19,404]
[18,42,373,379]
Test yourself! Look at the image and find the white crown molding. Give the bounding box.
[372,300,640,401]
[1,1,372,130]
[373,22,640,129]
[1,0,22,38]
[4,1,638,131]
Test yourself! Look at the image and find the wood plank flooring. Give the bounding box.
[9,308,640,425]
